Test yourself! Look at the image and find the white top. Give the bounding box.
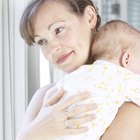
[56,60,140,140]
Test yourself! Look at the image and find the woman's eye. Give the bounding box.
[37,39,47,47]
[55,27,64,35]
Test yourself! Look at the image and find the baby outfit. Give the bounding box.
[56,60,140,140]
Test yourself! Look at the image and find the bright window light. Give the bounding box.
[40,50,50,87]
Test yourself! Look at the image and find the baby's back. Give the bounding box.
[56,60,140,140]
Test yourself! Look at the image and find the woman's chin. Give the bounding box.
[59,66,76,74]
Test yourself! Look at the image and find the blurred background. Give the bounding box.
[0,0,140,140]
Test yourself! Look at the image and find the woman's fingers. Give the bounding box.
[44,88,64,107]
[56,92,91,110]
[68,104,98,118]
[37,90,98,139]
[65,127,89,135]
[64,115,96,135]
[65,115,96,129]
[45,86,58,98]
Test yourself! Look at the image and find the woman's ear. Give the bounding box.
[84,5,97,29]
[121,52,130,68]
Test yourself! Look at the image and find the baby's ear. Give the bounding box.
[121,52,130,68]
[84,5,97,29]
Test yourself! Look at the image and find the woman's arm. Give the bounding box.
[19,84,55,129]
[16,84,55,140]
[16,85,97,140]
[101,102,140,140]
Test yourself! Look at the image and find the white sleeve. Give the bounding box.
[124,74,140,106]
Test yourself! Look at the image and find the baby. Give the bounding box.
[56,20,140,140]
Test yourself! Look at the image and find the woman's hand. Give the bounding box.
[16,86,97,140]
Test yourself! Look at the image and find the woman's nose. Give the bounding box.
[49,39,62,53]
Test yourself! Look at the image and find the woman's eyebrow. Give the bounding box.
[33,35,41,39]
[48,20,66,30]
[33,20,66,37]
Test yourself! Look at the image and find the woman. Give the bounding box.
[16,0,140,140]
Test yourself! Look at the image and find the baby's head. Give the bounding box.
[92,20,140,74]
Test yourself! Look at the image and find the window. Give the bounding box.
[127,0,140,30]
[40,50,50,87]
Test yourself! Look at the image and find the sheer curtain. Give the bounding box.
[0,0,29,140]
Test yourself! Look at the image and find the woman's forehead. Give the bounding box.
[32,1,79,35]
[33,0,74,22]
[37,0,71,13]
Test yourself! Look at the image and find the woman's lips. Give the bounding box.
[57,51,73,63]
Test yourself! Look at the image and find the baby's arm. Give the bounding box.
[101,102,140,140]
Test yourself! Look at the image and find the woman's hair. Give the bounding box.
[20,0,101,46]
[91,20,140,61]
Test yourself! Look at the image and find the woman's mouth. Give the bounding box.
[57,51,74,64]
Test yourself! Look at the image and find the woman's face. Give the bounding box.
[33,1,95,73]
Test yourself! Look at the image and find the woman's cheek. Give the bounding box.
[62,29,76,45]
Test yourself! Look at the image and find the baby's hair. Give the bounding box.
[91,20,140,61]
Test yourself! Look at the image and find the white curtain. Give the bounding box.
[0,0,29,140]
